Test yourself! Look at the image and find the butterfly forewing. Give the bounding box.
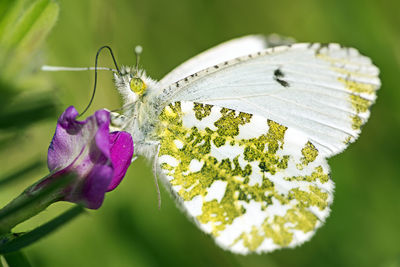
[156,101,333,254]
[157,43,380,158]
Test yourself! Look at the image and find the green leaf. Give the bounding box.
[0,0,31,39]
[1,0,51,48]
[0,78,18,107]
[0,0,59,79]
[0,78,57,131]
[17,0,59,54]
[0,206,84,254]
[2,250,32,267]
[0,133,22,150]
[0,160,43,188]
[0,92,57,130]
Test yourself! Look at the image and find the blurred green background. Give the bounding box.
[1,0,400,266]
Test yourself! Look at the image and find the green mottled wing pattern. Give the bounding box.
[156,101,334,254]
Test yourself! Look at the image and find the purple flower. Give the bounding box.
[45,106,133,209]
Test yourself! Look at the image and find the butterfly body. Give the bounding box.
[111,35,380,254]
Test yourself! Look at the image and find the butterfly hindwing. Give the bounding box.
[156,101,334,254]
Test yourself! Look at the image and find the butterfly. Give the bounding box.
[110,35,380,254]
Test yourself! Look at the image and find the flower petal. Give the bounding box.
[81,163,113,209]
[107,131,134,191]
[93,110,112,159]
[48,106,98,173]
[47,106,81,172]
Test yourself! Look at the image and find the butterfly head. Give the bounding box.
[114,45,157,104]
[114,65,158,105]
[130,75,147,96]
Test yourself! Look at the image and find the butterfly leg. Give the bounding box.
[129,140,162,208]
[153,143,161,210]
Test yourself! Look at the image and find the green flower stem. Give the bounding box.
[0,190,55,235]
[0,173,74,235]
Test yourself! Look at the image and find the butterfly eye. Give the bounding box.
[130,77,146,95]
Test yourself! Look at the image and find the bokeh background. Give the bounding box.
[1,0,400,266]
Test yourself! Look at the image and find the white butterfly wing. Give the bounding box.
[158,34,295,89]
[156,101,334,254]
[156,43,380,157]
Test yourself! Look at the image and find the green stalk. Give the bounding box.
[0,187,57,235]
[0,173,74,235]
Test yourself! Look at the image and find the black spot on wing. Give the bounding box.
[273,68,290,87]
[274,68,284,78]
[276,79,290,87]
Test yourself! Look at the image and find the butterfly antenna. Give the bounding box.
[41,65,118,72]
[79,46,122,117]
[134,45,143,76]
